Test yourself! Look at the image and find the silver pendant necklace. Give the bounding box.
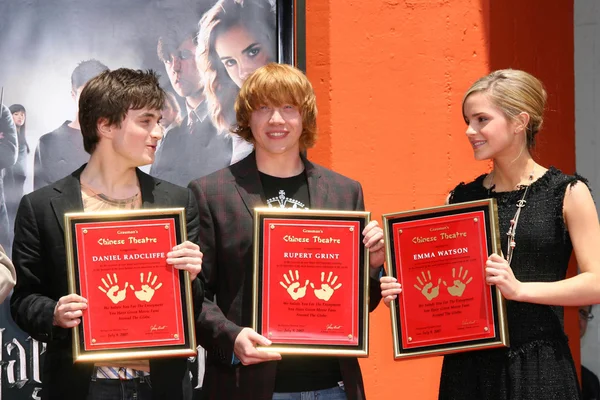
[488,168,535,265]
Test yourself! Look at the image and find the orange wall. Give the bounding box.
[305,0,577,398]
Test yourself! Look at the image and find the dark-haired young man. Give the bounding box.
[11,68,204,400]
[34,59,109,190]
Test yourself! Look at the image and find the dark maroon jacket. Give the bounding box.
[189,152,382,400]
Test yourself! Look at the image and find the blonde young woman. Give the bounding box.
[197,0,276,134]
[381,69,600,399]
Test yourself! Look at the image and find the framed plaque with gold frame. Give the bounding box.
[383,199,508,359]
[252,208,370,356]
[64,208,197,363]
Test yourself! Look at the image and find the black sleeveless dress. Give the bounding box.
[438,167,583,400]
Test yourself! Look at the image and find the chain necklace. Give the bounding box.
[488,168,535,265]
[80,183,141,210]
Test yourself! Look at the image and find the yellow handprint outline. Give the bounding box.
[98,273,128,304]
[130,272,163,302]
[443,266,472,297]
[310,271,342,301]
[279,270,310,300]
[414,270,441,301]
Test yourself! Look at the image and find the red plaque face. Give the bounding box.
[64,208,196,362]
[384,200,508,359]
[261,218,360,346]
[393,211,494,348]
[75,218,185,350]
[252,209,370,356]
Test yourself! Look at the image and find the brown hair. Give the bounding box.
[71,59,109,91]
[79,68,165,154]
[463,69,547,149]
[233,63,317,150]
[197,0,276,132]
[156,5,213,62]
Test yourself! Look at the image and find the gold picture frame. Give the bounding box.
[383,199,508,359]
[64,208,196,363]
[252,208,370,356]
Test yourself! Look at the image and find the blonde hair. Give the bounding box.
[233,63,318,150]
[463,69,547,148]
[197,0,276,133]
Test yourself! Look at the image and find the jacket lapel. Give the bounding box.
[303,155,328,209]
[137,168,164,207]
[232,152,265,216]
[50,166,86,233]
[232,152,328,212]
[50,167,163,234]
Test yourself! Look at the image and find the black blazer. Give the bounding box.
[10,165,203,400]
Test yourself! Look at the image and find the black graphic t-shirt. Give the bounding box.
[259,171,343,392]
[259,171,310,210]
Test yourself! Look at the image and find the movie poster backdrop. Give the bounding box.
[0,0,299,398]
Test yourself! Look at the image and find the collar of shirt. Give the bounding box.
[186,101,209,126]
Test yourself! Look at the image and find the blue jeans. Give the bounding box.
[272,385,347,400]
[86,376,152,400]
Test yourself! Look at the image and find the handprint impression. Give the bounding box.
[98,273,128,304]
[130,272,163,302]
[310,271,342,302]
[280,270,310,300]
[414,270,441,301]
[444,266,472,297]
